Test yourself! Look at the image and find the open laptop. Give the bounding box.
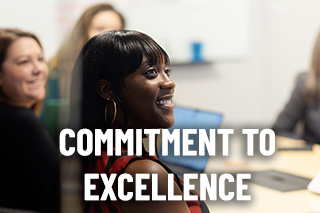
[158,105,223,175]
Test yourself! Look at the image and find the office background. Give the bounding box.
[1,0,320,127]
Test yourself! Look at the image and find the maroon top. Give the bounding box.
[85,142,209,212]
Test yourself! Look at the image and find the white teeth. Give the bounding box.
[157,100,171,105]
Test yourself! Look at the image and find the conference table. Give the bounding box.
[204,136,320,213]
[60,135,320,212]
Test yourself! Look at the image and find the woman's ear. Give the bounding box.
[97,79,114,99]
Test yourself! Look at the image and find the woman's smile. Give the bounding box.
[156,95,175,110]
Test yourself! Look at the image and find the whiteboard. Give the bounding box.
[0,0,57,58]
[107,0,251,63]
[0,0,250,63]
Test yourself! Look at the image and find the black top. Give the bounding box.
[272,73,320,144]
[0,102,60,212]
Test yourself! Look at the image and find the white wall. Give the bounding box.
[173,0,320,127]
[1,0,320,128]
[0,0,58,58]
[106,0,250,63]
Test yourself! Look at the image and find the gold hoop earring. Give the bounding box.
[105,98,117,126]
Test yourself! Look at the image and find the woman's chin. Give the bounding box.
[159,118,175,129]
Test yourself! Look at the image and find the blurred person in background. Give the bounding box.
[45,4,125,212]
[0,28,60,212]
[48,3,125,100]
[272,30,320,145]
[44,3,125,141]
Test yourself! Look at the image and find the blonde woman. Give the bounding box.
[44,3,125,140]
[0,28,60,212]
[49,3,125,99]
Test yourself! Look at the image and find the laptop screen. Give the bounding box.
[159,105,223,172]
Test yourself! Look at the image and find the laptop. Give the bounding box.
[248,169,311,192]
[158,105,223,175]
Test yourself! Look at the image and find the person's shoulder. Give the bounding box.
[122,159,169,197]
[293,72,308,91]
[121,159,190,212]
[296,72,308,82]
[0,103,43,132]
[124,159,167,176]
[0,103,35,121]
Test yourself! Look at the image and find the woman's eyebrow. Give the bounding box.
[143,57,168,67]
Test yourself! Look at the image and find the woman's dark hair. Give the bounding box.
[70,30,170,130]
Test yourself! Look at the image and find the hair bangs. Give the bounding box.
[139,35,170,67]
[122,32,170,76]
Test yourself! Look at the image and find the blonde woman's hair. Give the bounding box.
[304,30,320,105]
[49,3,125,99]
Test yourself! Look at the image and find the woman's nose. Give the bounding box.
[32,60,45,75]
[160,74,176,90]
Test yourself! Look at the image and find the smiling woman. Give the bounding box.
[122,57,175,129]
[70,30,209,212]
[0,31,48,113]
[0,37,47,108]
[0,29,60,212]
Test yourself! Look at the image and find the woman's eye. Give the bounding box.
[17,60,29,65]
[165,68,171,76]
[38,57,44,62]
[145,69,157,76]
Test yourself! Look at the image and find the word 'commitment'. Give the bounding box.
[60,128,275,157]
